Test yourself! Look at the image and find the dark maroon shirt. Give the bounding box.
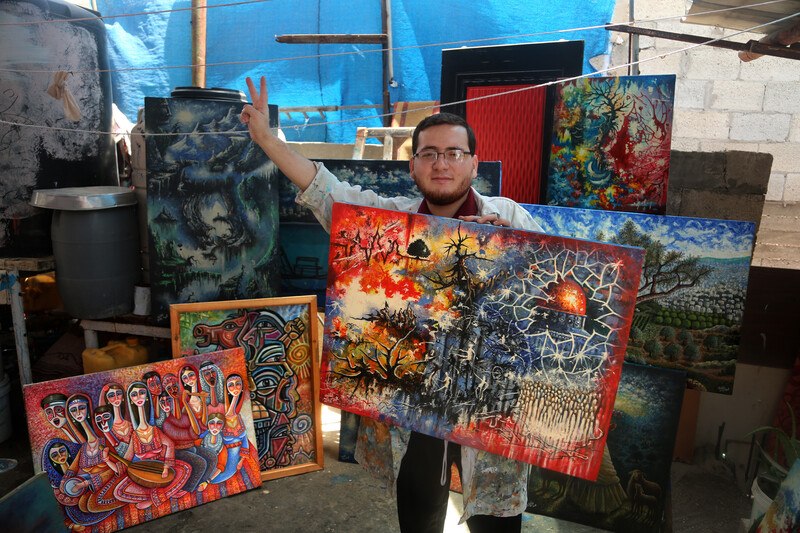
[417,188,478,218]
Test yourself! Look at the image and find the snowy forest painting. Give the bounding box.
[145,97,281,325]
[544,75,675,214]
[523,204,755,394]
[320,203,645,480]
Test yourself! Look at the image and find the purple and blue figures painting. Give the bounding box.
[145,96,281,325]
[278,159,501,304]
[545,75,675,214]
[528,362,686,533]
[23,349,261,532]
[523,204,755,394]
[320,203,645,480]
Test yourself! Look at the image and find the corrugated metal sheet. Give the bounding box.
[685,0,800,35]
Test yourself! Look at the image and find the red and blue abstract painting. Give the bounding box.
[319,203,645,480]
[544,75,676,214]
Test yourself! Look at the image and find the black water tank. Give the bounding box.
[0,0,118,257]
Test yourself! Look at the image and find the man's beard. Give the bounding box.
[415,178,471,206]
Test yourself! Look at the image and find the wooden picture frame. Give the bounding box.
[170,295,323,481]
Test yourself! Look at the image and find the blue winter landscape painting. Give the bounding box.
[523,204,755,394]
[145,97,281,324]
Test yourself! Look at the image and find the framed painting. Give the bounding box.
[23,348,260,532]
[523,204,756,394]
[544,75,676,214]
[440,40,585,204]
[528,362,687,533]
[278,159,501,304]
[145,96,281,325]
[320,203,645,481]
[170,295,323,481]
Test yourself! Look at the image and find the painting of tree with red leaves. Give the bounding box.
[320,203,645,480]
[544,75,675,214]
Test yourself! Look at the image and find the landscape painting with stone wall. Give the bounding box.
[524,204,755,394]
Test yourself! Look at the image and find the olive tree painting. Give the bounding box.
[170,296,323,481]
[523,204,755,394]
[320,203,645,480]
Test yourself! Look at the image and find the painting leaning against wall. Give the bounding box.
[523,204,755,395]
[23,348,260,532]
[171,296,323,481]
[528,362,687,533]
[544,75,676,215]
[145,96,281,325]
[320,202,645,481]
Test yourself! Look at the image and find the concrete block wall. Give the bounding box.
[607,0,800,203]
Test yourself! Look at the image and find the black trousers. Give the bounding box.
[396,431,522,533]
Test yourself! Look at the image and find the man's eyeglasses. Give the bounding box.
[413,149,472,164]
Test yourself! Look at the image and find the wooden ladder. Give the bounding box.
[352,126,415,160]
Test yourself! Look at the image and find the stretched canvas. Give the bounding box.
[23,348,260,532]
[145,97,281,325]
[757,458,800,533]
[279,159,501,304]
[528,362,686,533]
[544,75,676,214]
[523,204,755,394]
[320,203,645,480]
[171,296,323,481]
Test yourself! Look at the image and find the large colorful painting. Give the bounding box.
[279,159,501,303]
[544,75,676,214]
[320,203,645,480]
[23,348,260,532]
[170,296,323,481]
[145,96,281,325]
[528,362,686,533]
[523,204,755,394]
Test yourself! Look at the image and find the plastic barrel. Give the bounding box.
[33,187,140,319]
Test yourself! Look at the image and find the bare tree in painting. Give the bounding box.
[330,303,429,395]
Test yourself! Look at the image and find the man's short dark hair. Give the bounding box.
[411,112,476,155]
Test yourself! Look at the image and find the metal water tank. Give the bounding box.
[0,0,117,257]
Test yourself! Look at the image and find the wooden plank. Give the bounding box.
[0,256,55,272]
[80,319,171,339]
[275,33,387,44]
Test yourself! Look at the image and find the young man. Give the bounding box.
[241,76,540,532]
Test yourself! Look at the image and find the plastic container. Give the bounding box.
[82,338,148,374]
[0,374,11,443]
[0,0,117,257]
[751,476,774,526]
[30,187,139,319]
[107,338,148,368]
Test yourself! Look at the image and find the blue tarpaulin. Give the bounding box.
[97,0,617,143]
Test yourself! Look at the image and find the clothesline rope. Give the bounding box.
[0,0,274,26]
[1,0,796,75]
[1,9,797,137]
[0,0,788,29]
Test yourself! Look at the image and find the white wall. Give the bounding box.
[606,0,800,203]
